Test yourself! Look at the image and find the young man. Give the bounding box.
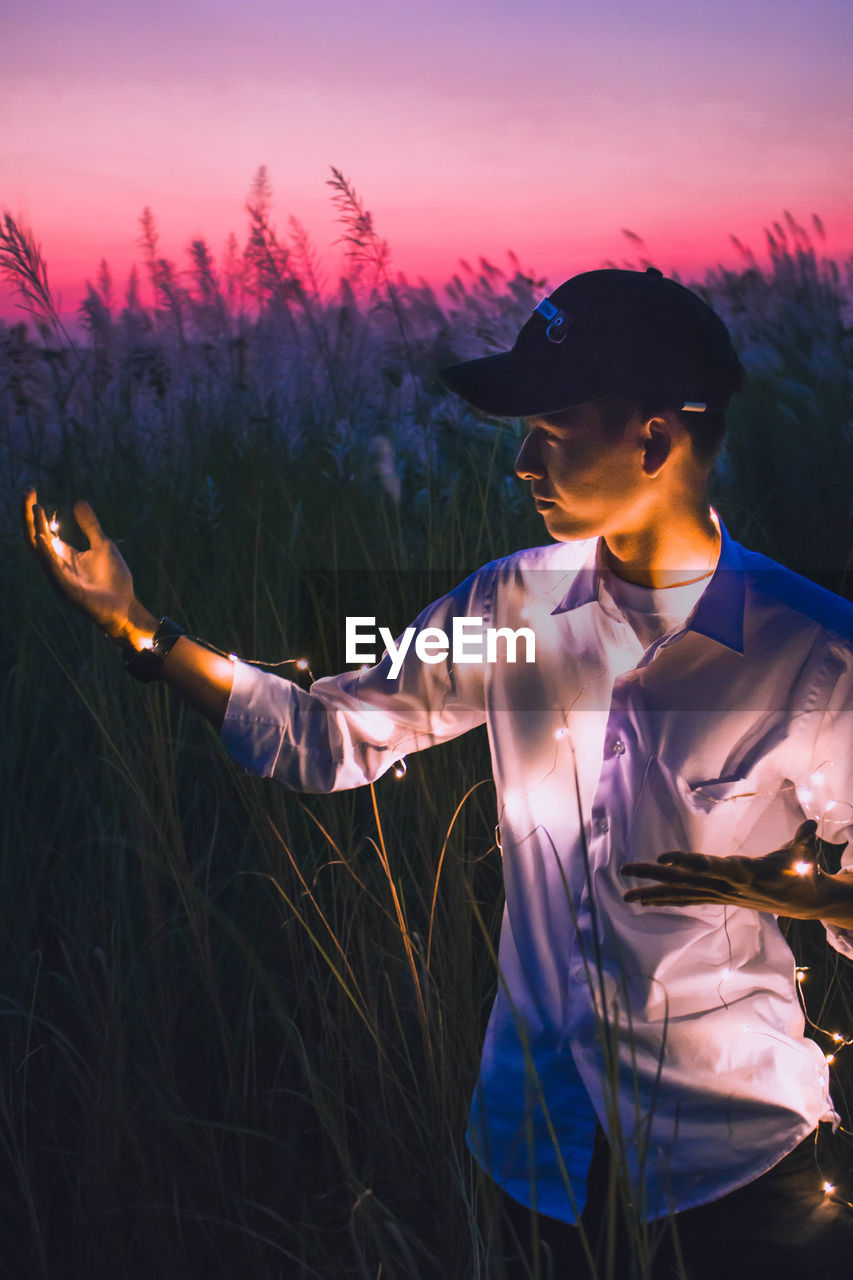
[23,268,853,1278]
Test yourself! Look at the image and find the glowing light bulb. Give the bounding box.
[393,758,407,779]
[138,637,154,652]
[826,1053,836,1064]
[832,1033,843,1043]
[824,1182,835,1195]
[798,787,813,805]
[47,515,63,554]
[811,770,826,786]
[721,967,732,978]
[825,800,837,813]
[296,658,309,671]
[554,728,567,740]
[228,653,238,663]
[793,861,812,876]
[796,968,807,982]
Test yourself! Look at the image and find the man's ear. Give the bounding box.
[641,415,674,478]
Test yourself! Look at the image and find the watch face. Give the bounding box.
[122,618,184,682]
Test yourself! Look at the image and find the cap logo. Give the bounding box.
[534,298,570,344]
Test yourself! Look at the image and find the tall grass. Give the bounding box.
[1,172,851,1278]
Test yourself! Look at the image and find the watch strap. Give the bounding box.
[122,616,185,683]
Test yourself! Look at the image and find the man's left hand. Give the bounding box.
[622,819,853,924]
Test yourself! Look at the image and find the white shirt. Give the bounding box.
[220,519,853,1221]
[605,564,714,651]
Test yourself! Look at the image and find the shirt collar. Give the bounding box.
[550,515,745,655]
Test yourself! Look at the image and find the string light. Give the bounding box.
[791,959,853,1207]
[48,513,63,555]
[393,757,407,780]
[788,767,853,1206]
[182,632,316,678]
[795,761,850,830]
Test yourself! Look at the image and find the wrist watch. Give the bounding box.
[122,616,185,683]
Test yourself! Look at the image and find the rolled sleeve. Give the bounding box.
[219,569,490,792]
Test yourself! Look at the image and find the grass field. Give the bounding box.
[1,179,852,1277]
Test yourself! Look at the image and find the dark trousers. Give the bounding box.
[493,1125,853,1279]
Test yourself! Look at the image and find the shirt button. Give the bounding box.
[612,739,626,755]
[595,815,610,835]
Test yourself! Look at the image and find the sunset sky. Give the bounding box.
[2,0,851,321]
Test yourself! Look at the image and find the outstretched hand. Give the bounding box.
[622,820,851,923]
[21,489,136,641]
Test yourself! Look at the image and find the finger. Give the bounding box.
[32,503,70,574]
[73,500,105,548]
[624,887,736,906]
[21,488,38,551]
[624,851,727,876]
[658,851,757,881]
[622,857,715,878]
[622,890,732,911]
[33,501,51,546]
[620,862,736,893]
[656,851,717,870]
[792,819,818,851]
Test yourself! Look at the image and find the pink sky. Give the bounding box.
[2,0,851,322]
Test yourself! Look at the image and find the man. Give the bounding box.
[23,267,853,1278]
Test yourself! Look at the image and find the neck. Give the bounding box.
[603,501,720,590]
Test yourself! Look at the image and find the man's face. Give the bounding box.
[514,401,651,542]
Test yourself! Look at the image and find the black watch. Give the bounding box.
[122,616,185,683]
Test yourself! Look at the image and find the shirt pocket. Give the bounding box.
[674,712,794,855]
[624,756,749,935]
[678,763,793,859]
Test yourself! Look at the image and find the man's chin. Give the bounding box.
[539,508,593,542]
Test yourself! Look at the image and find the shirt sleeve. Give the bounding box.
[799,638,853,960]
[219,567,490,792]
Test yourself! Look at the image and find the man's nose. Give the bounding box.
[515,431,545,480]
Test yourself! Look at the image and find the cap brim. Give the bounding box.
[438,350,611,419]
[438,353,536,417]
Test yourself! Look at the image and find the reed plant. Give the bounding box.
[1,174,851,1277]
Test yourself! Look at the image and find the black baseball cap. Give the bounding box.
[438,267,742,418]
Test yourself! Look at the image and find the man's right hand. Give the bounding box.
[21,488,150,645]
[22,487,235,729]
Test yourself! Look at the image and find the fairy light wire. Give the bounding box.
[186,632,315,683]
